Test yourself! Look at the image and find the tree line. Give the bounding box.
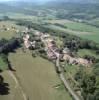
[0,37,22,71]
[16,20,99,51]
[0,37,21,94]
[0,38,21,54]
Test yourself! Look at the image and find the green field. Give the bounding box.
[64,21,99,43]
[0,57,8,71]
[0,71,24,100]
[88,18,99,26]
[46,19,99,34]
[0,21,25,39]
[0,20,72,100]
[8,49,72,100]
[64,22,99,33]
[0,30,16,40]
[77,49,99,59]
[46,19,99,43]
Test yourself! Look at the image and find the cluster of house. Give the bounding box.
[40,32,60,60]
[23,33,36,49]
[63,48,91,67]
[22,29,92,67]
[39,32,92,67]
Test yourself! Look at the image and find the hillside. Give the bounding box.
[0,1,99,21]
[0,1,99,100]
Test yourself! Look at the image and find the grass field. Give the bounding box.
[77,49,99,59]
[7,13,38,21]
[0,21,15,39]
[45,19,72,24]
[64,22,99,33]
[0,30,16,40]
[46,19,99,43]
[46,19,99,33]
[0,21,25,39]
[78,34,99,43]
[0,57,8,71]
[0,71,24,100]
[8,49,72,100]
[64,21,99,43]
[88,18,99,26]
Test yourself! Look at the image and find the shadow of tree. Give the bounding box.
[8,56,16,72]
[8,60,16,72]
[0,75,10,95]
[0,83,10,95]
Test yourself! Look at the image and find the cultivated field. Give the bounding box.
[0,30,16,40]
[8,49,72,100]
[0,21,25,39]
[45,19,73,24]
[46,19,99,33]
[0,57,8,70]
[77,49,99,59]
[46,19,99,43]
[7,13,38,21]
[0,71,24,100]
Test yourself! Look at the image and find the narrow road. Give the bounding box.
[41,33,80,100]
[60,73,80,100]
[55,57,80,100]
[55,53,80,100]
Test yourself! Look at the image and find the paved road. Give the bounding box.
[55,56,80,100]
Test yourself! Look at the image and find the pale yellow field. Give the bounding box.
[0,71,24,100]
[8,49,72,100]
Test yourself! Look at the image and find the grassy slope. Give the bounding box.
[46,19,99,33]
[88,18,99,26]
[8,49,72,100]
[65,22,99,33]
[0,30,16,40]
[64,21,99,43]
[0,21,25,40]
[0,71,24,100]
[0,57,8,70]
[46,19,99,43]
[0,21,15,40]
[77,49,99,59]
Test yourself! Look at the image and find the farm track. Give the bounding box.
[8,71,28,100]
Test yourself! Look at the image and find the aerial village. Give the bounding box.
[0,23,95,100]
[22,28,92,68]
[0,24,92,68]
